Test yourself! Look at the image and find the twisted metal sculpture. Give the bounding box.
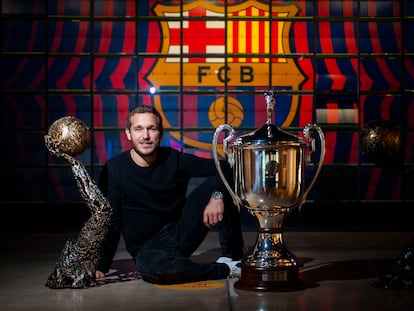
[44,134,112,289]
[373,245,414,289]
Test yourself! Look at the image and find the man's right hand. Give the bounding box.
[96,270,106,279]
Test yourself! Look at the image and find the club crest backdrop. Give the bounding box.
[1,0,413,231]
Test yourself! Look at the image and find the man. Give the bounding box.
[96,104,244,284]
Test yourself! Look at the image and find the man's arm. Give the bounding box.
[180,152,234,228]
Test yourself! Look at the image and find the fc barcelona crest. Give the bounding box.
[146,0,305,151]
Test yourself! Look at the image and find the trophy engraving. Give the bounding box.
[212,91,325,291]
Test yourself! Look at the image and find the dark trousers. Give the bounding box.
[135,177,244,284]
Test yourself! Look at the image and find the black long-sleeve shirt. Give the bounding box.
[97,147,229,272]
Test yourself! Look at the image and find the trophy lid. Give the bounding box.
[235,90,305,145]
[237,123,302,144]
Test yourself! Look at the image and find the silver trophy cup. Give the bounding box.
[212,90,325,291]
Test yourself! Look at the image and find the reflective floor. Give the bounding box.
[1,231,413,311]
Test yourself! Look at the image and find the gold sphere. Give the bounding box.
[48,116,90,156]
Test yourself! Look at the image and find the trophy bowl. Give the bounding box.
[47,116,90,156]
[213,91,325,291]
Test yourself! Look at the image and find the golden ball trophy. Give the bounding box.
[45,116,112,289]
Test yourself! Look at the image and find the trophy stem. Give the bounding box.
[235,212,305,291]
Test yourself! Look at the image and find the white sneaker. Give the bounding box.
[216,257,241,278]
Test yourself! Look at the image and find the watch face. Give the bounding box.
[212,191,223,199]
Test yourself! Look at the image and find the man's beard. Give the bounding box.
[131,140,158,159]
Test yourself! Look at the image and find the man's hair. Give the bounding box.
[126,104,164,135]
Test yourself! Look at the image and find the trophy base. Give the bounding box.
[234,264,305,292]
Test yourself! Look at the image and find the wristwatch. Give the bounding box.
[211,191,224,200]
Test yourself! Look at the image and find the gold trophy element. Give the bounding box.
[45,116,112,289]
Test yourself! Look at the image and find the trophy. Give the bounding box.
[45,116,112,289]
[212,91,325,291]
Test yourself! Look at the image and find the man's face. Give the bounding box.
[125,112,162,160]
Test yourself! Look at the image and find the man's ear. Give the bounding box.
[125,128,132,141]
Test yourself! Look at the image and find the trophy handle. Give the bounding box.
[212,124,242,210]
[300,124,326,208]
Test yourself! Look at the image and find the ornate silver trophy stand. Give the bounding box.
[212,91,325,291]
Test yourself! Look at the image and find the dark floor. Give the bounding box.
[1,231,413,310]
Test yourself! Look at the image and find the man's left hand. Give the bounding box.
[203,197,224,228]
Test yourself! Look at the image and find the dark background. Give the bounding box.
[1,0,413,233]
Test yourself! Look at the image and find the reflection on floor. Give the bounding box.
[1,231,413,310]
